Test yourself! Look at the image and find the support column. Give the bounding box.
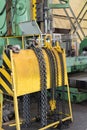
[0,94,3,130]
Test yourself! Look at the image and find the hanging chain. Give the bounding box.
[43,47,58,119]
[58,52,66,118]
[23,94,31,128]
[32,47,47,127]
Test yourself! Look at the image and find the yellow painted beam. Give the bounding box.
[0,94,3,130]
[32,0,36,20]
[39,116,72,130]
[10,51,20,130]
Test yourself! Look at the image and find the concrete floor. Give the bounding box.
[65,101,87,130]
[3,100,87,130]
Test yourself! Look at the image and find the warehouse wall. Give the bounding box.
[52,0,87,39]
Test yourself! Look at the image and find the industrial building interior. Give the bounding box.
[0,0,87,130]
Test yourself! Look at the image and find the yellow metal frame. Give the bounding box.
[10,51,21,130]
[0,93,3,130]
[12,47,72,130]
[63,50,73,121]
[39,116,71,130]
[38,45,73,130]
[0,35,72,130]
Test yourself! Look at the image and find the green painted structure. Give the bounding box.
[57,87,87,103]
[49,0,69,9]
[67,56,87,73]
[12,0,31,35]
[79,37,87,54]
[0,0,7,36]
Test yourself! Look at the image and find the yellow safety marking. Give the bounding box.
[0,78,13,96]
[1,69,12,84]
[3,53,11,70]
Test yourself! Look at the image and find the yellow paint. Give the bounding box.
[52,48,62,86]
[0,42,72,130]
[49,100,56,111]
[32,0,36,20]
[10,51,21,130]
[9,122,22,127]
[0,94,3,129]
[0,78,13,96]
[39,116,72,130]
[3,53,11,70]
[1,69,12,84]
[12,49,50,96]
[10,47,68,96]
[62,50,73,121]
[62,50,68,85]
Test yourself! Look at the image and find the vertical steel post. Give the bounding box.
[0,94,3,130]
[10,51,20,130]
[48,0,53,34]
[44,0,48,33]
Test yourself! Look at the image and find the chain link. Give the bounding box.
[43,48,56,100]
[56,51,66,119]
[32,47,47,127]
[23,94,31,128]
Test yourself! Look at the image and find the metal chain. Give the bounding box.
[23,94,31,128]
[43,48,56,100]
[51,49,58,88]
[51,49,59,121]
[32,47,47,127]
[58,52,66,118]
[43,48,60,123]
